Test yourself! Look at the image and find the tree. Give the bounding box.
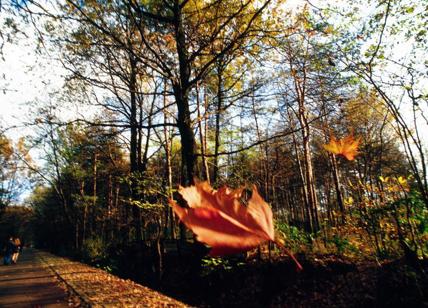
[0,206,33,248]
[326,0,428,206]
[55,0,274,185]
[0,132,26,211]
[29,112,129,251]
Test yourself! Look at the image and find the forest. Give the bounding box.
[0,0,427,306]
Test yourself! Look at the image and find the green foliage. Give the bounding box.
[201,256,245,277]
[276,222,310,253]
[80,236,119,273]
[30,186,75,252]
[30,124,129,253]
[391,191,428,258]
[328,235,359,256]
[122,173,167,222]
[82,236,107,262]
[357,188,428,259]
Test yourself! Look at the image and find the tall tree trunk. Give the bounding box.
[80,181,86,249]
[173,2,196,186]
[292,60,319,232]
[163,80,175,239]
[91,151,97,237]
[129,52,142,243]
[288,107,313,231]
[251,92,269,199]
[196,83,210,182]
[299,105,319,232]
[318,81,345,224]
[174,89,196,184]
[213,60,224,184]
[330,154,345,223]
[106,174,113,241]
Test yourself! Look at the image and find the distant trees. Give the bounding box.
[0,206,33,247]
[29,121,129,251]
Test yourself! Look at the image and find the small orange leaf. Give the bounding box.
[169,181,274,256]
[323,135,360,160]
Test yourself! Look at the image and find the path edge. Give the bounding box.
[35,250,92,307]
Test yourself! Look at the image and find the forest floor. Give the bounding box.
[137,252,428,308]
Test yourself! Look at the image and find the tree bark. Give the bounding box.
[196,83,210,182]
[173,1,196,186]
[129,52,142,243]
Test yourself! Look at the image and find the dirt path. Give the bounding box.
[0,248,72,307]
[1,248,188,307]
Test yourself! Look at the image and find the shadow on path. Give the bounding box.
[0,248,70,307]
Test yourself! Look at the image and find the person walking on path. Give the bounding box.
[3,237,16,265]
[12,237,21,264]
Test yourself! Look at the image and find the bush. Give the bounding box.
[82,236,108,263]
[276,222,310,252]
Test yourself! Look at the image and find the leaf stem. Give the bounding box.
[273,239,303,272]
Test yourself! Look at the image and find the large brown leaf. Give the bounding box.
[169,181,274,256]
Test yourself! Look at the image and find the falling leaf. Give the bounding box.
[323,135,360,160]
[169,181,274,256]
[170,181,303,271]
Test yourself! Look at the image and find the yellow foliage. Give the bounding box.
[0,135,14,159]
[344,196,354,206]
